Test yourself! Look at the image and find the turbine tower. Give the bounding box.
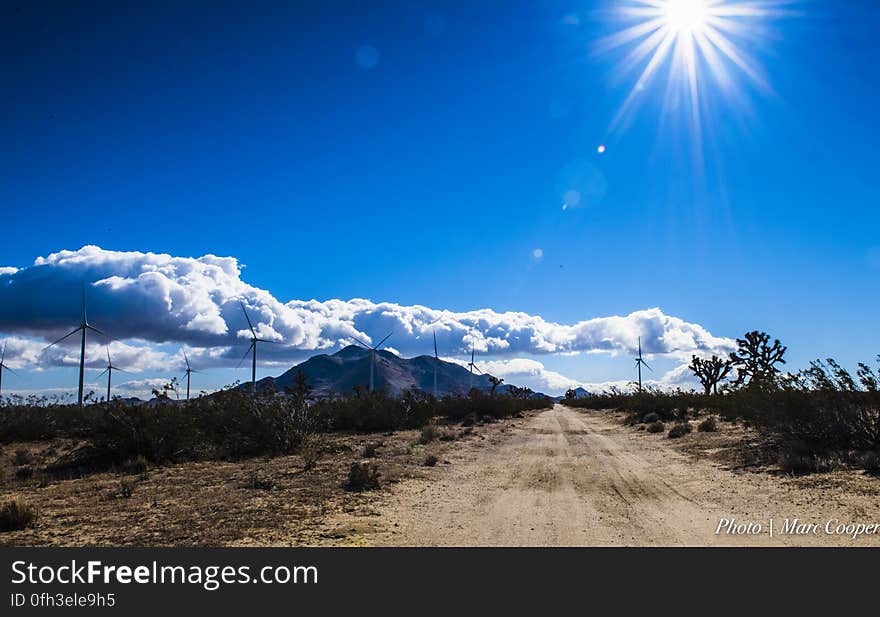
[44,282,107,407]
[238,302,274,394]
[182,351,199,401]
[433,331,439,398]
[0,340,17,399]
[97,346,127,403]
[634,336,652,392]
[351,332,392,392]
[467,343,483,392]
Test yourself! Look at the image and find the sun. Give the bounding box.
[663,0,709,35]
[596,0,785,136]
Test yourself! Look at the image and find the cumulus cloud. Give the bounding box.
[441,357,703,396]
[449,357,581,393]
[0,246,735,371]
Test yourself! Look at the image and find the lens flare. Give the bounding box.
[597,0,787,137]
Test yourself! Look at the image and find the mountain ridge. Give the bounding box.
[252,345,547,398]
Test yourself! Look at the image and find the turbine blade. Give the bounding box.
[43,326,82,350]
[86,325,108,338]
[240,301,256,336]
[433,331,438,358]
[374,332,392,349]
[236,342,255,369]
[97,368,109,378]
[471,363,483,374]
[350,336,372,350]
[184,351,190,369]
[643,361,653,372]
[1,340,6,363]
[81,281,87,323]
[0,363,18,376]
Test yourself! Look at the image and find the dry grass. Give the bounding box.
[0,418,489,547]
[0,497,37,532]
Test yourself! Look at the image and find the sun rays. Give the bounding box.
[597,0,788,137]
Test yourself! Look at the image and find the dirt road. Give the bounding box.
[344,405,880,546]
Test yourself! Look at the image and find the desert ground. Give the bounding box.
[2,405,879,546]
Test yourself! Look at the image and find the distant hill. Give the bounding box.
[252,345,545,398]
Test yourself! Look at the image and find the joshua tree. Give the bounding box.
[286,369,312,404]
[507,385,534,400]
[689,355,733,395]
[729,331,787,387]
[565,388,577,400]
[488,375,504,397]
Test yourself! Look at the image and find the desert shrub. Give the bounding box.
[115,480,135,499]
[91,404,198,463]
[362,442,380,458]
[14,466,34,480]
[418,424,440,445]
[0,498,37,532]
[668,423,693,439]
[300,436,322,471]
[423,454,438,467]
[779,452,840,475]
[0,386,548,474]
[120,455,148,477]
[647,421,665,433]
[698,416,718,432]
[13,449,31,466]
[858,451,880,476]
[562,388,709,422]
[346,461,380,491]
[244,471,275,490]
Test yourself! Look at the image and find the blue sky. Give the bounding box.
[1,1,878,397]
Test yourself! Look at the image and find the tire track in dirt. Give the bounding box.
[336,405,879,546]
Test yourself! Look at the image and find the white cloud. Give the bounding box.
[0,246,735,372]
[472,358,579,393]
[0,267,18,275]
[441,357,704,396]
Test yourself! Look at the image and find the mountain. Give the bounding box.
[253,345,537,398]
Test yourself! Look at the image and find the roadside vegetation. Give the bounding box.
[0,374,549,477]
[563,330,880,475]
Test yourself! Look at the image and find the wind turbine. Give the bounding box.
[238,302,275,394]
[634,336,652,392]
[97,346,127,403]
[182,351,200,401]
[44,282,107,407]
[0,340,18,399]
[467,342,483,392]
[351,332,392,392]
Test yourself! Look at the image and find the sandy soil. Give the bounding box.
[332,405,880,546]
[4,405,879,546]
[0,429,453,547]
